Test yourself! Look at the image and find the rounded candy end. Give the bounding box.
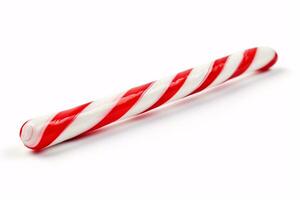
[254,46,278,72]
[19,119,44,150]
[21,123,33,142]
[20,121,35,148]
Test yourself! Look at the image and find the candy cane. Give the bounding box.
[20,47,278,150]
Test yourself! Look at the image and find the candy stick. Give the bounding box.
[20,47,278,150]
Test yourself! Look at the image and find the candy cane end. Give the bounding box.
[258,50,278,72]
[20,121,34,147]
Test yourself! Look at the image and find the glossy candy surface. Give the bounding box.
[20,47,278,150]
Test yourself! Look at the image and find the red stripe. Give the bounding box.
[84,82,153,133]
[258,52,278,71]
[189,56,228,95]
[32,102,91,150]
[228,48,257,80]
[144,69,193,112]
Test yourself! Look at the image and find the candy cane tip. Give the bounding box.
[20,120,40,149]
[257,47,278,71]
[20,121,33,145]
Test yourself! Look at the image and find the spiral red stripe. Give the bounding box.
[85,82,153,133]
[33,102,91,150]
[189,56,228,95]
[144,69,193,112]
[228,48,257,79]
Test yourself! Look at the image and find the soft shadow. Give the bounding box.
[19,67,287,157]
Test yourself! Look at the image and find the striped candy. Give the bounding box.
[20,47,278,150]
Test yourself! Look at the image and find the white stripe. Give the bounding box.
[120,76,174,119]
[167,63,212,102]
[50,93,124,146]
[21,114,56,148]
[247,47,276,72]
[210,52,244,86]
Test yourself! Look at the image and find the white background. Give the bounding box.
[0,0,299,199]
